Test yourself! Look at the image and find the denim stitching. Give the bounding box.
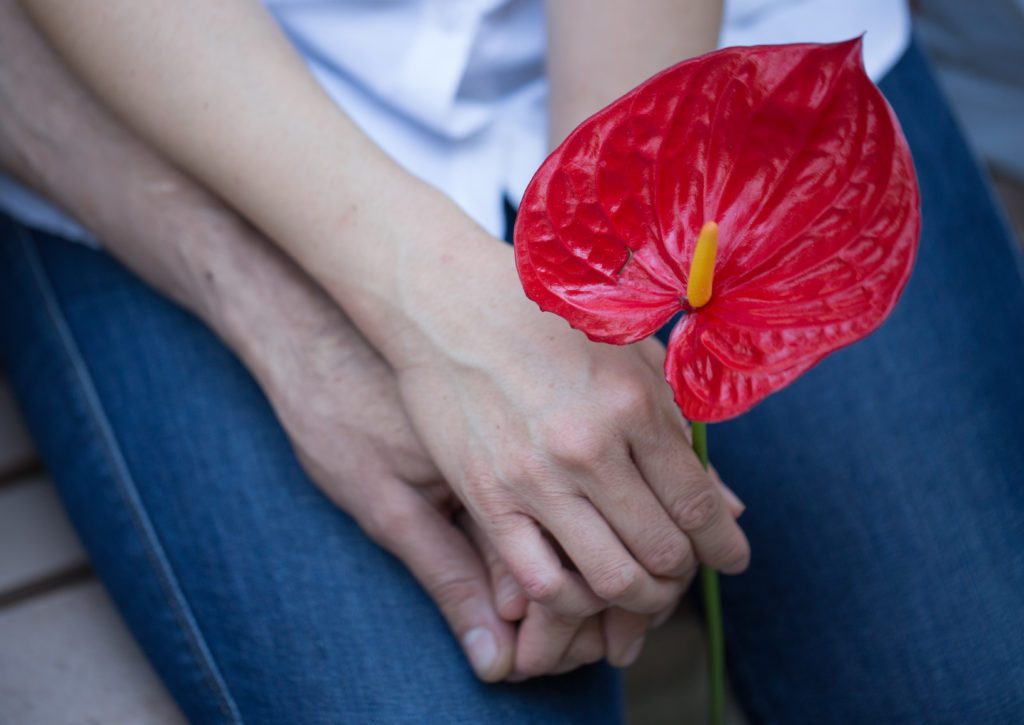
[18,230,243,724]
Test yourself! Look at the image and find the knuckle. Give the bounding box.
[670,488,720,532]
[517,568,562,604]
[464,456,507,495]
[469,475,510,513]
[641,535,694,578]
[493,445,540,479]
[460,463,511,513]
[428,573,480,614]
[539,415,606,468]
[590,562,642,603]
[460,454,491,485]
[604,376,654,420]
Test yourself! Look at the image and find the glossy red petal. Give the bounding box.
[514,38,920,419]
[665,315,821,422]
[513,104,686,343]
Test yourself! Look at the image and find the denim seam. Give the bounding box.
[17,230,243,724]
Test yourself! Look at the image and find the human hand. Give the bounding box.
[221,227,532,683]
[459,511,680,679]
[390,236,750,619]
[239,237,698,680]
[245,240,699,680]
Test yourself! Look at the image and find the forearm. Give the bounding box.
[544,0,723,147]
[0,0,361,393]
[17,0,490,366]
[0,0,207,310]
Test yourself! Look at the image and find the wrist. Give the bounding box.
[292,175,510,366]
[369,205,541,374]
[180,212,363,404]
[175,208,300,364]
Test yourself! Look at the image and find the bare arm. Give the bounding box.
[545,0,723,147]
[16,0,441,355]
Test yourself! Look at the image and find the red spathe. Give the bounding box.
[514,38,920,422]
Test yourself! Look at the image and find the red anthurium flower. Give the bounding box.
[514,38,920,422]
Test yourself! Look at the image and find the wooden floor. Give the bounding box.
[0,378,187,724]
[0,374,750,724]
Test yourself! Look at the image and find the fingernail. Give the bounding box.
[622,636,645,667]
[462,627,498,678]
[718,482,745,516]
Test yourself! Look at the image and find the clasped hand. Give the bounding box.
[270,234,748,681]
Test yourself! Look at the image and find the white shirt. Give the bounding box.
[0,0,910,244]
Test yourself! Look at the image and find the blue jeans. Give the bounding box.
[1,42,1022,724]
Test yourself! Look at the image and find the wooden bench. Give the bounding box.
[0,377,187,724]
[0,374,745,724]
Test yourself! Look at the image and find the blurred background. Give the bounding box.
[913,0,1024,246]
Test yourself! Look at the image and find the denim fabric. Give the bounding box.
[2,40,1022,724]
[0,228,620,722]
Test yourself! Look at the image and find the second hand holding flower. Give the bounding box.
[392,231,750,620]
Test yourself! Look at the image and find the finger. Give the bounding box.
[632,417,750,574]
[603,607,652,668]
[484,509,607,617]
[708,462,745,518]
[456,511,529,621]
[360,483,516,682]
[548,616,606,675]
[586,461,697,579]
[541,495,685,614]
[510,601,587,678]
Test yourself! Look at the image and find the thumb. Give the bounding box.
[363,485,516,682]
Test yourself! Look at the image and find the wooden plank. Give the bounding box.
[0,378,37,481]
[0,474,88,598]
[0,580,186,724]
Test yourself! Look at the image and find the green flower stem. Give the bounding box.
[691,421,725,725]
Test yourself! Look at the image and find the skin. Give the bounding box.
[546,0,724,147]
[7,0,745,681]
